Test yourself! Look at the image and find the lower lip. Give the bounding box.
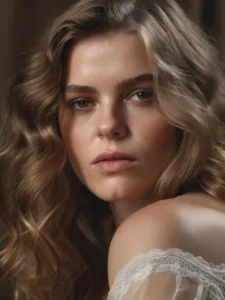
[92,159,136,172]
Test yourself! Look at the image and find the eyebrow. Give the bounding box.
[64,73,153,95]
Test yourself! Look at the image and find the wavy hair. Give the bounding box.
[1,0,225,299]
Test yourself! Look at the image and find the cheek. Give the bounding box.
[141,117,177,155]
[59,127,87,180]
[58,108,83,156]
[62,130,85,160]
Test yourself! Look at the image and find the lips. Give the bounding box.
[92,151,136,164]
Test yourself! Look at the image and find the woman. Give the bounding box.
[1,0,225,299]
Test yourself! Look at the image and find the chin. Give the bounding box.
[83,175,154,203]
[89,183,143,203]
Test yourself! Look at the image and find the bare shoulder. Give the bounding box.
[107,192,225,288]
[172,192,225,264]
[107,199,183,288]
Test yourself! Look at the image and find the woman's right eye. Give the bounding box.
[69,99,93,110]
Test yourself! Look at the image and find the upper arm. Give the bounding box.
[107,201,182,288]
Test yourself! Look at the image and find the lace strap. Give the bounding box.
[108,248,225,300]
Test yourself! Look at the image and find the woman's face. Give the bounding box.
[59,31,177,204]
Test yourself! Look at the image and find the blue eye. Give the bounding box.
[70,99,93,109]
[68,90,154,110]
[129,90,154,101]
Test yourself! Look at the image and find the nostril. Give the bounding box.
[113,131,120,136]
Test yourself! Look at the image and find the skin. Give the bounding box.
[58,31,178,228]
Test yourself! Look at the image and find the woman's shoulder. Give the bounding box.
[135,192,225,264]
[171,192,225,265]
[108,192,225,287]
[107,196,185,287]
[111,192,225,243]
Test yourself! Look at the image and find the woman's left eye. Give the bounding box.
[128,90,154,101]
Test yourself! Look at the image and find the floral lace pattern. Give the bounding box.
[107,248,225,300]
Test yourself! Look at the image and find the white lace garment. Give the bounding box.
[107,248,225,300]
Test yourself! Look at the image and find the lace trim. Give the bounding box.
[107,248,225,300]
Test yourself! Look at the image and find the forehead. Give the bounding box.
[64,31,154,86]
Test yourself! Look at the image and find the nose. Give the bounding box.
[97,103,129,140]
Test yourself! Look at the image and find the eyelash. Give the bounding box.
[68,89,154,110]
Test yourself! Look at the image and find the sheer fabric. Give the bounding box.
[107,248,225,300]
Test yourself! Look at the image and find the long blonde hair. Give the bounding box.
[1,0,225,299]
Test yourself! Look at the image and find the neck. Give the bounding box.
[108,195,157,229]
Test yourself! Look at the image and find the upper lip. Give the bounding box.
[92,151,136,164]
